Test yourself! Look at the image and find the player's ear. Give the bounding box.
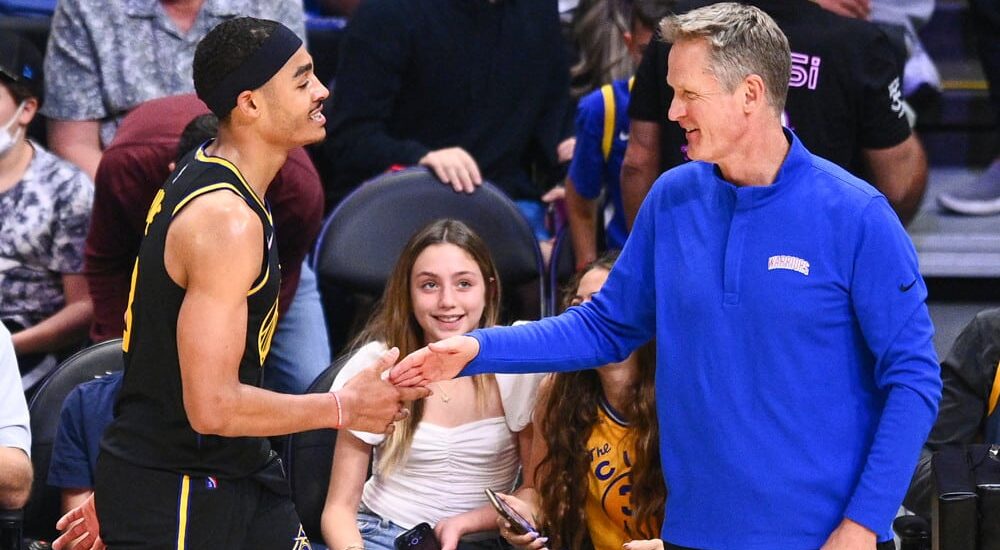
[234,90,261,120]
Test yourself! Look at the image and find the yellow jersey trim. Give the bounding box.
[121,258,140,353]
[248,266,270,297]
[176,475,191,550]
[599,77,635,162]
[257,298,279,365]
[171,183,244,216]
[600,84,615,161]
[194,147,271,223]
[989,359,1000,417]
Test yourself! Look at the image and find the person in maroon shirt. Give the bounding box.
[84,93,330,393]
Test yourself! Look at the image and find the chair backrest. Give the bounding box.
[312,168,546,326]
[23,339,124,541]
[284,355,351,545]
[548,226,577,314]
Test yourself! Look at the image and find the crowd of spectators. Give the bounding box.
[1,0,999,549]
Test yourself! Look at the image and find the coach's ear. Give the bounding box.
[742,74,767,115]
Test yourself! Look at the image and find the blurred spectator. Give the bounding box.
[904,307,1000,518]
[498,252,664,550]
[85,94,328,394]
[621,0,928,227]
[936,0,1000,216]
[47,371,121,513]
[569,0,634,100]
[565,0,673,270]
[41,0,305,179]
[322,0,573,233]
[304,0,360,17]
[0,324,32,510]
[0,0,54,16]
[0,29,93,371]
[815,0,941,100]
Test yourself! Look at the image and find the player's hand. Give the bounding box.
[813,0,869,19]
[624,539,664,550]
[52,493,105,550]
[389,336,479,386]
[337,348,431,433]
[495,493,545,550]
[419,147,483,193]
[819,518,877,550]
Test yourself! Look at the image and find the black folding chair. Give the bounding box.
[312,168,546,347]
[23,340,124,542]
[283,356,351,545]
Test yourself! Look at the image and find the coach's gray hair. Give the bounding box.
[660,2,790,114]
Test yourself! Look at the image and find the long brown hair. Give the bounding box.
[350,219,502,472]
[537,252,665,548]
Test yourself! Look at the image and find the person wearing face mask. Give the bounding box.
[0,30,94,377]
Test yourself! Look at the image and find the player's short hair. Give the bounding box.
[193,17,279,120]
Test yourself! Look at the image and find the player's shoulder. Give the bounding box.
[169,189,260,248]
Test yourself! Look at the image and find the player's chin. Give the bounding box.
[295,127,327,147]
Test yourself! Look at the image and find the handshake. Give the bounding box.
[341,335,481,435]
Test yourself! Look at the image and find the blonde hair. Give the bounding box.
[660,2,790,114]
[350,219,501,474]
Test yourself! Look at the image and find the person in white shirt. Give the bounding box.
[322,219,543,550]
[0,323,32,510]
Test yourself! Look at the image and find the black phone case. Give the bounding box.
[394,522,442,550]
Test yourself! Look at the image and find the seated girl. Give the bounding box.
[497,251,665,550]
[322,219,543,550]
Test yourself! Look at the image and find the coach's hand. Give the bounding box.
[820,518,877,549]
[52,493,104,550]
[389,335,479,386]
[336,347,431,434]
[420,147,482,194]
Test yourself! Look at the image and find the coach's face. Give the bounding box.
[666,38,747,166]
[258,46,329,147]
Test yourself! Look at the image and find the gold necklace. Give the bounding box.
[434,383,451,403]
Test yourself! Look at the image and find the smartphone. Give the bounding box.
[484,488,536,536]
[394,522,441,550]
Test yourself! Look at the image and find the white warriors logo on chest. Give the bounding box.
[768,255,810,276]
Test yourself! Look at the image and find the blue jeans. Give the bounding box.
[262,262,332,394]
[358,510,407,550]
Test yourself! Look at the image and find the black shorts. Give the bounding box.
[95,451,310,550]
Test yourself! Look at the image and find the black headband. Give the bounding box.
[201,23,303,117]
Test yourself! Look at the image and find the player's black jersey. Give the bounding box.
[101,144,281,478]
[630,0,911,176]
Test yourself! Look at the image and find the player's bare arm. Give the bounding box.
[168,192,424,436]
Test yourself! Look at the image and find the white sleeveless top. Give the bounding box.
[330,341,544,528]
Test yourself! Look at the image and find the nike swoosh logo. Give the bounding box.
[899,279,917,292]
[619,131,630,141]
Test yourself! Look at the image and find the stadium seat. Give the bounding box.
[22,340,124,542]
[312,167,546,346]
[282,355,350,545]
[548,225,577,313]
